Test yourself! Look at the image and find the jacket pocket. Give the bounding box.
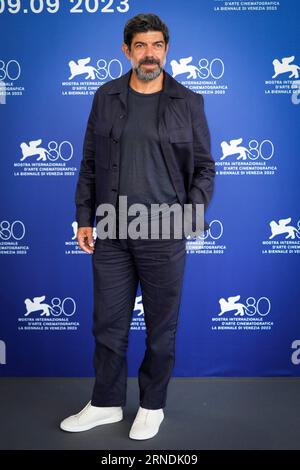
[168,127,193,143]
[168,127,194,172]
[93,120,112,169]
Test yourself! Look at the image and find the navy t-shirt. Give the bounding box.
[117,85,179,222]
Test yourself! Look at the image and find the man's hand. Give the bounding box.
[77,227,94,254]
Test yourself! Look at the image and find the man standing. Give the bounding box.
[60,13,215,440]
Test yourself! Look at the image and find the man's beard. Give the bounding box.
[131,56,166,81]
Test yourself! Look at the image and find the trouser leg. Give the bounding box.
[91,237,139,406]
[130,236,187,409]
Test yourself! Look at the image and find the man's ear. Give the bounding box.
[122,43,130,59]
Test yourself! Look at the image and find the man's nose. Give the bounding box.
[144,45,157,56]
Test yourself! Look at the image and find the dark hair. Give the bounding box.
[123,13,169,50]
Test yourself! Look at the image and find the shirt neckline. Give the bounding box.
[128,85,162,97]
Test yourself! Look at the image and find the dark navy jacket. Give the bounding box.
[75,68,215,232]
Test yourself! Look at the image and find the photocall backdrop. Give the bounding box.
[1,0,299,377]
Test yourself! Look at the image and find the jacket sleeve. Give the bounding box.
[75,91,98,228]
[187,93,215,215]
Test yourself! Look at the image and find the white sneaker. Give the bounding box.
[129,406,164,440]
[60,401,123,432]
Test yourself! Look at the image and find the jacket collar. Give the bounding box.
[106,68,185,99]
[106,68,185,123]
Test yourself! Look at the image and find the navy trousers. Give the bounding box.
[90,218,187,410]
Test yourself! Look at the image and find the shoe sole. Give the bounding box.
[129,430,159,440]
[60,413,123,432]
